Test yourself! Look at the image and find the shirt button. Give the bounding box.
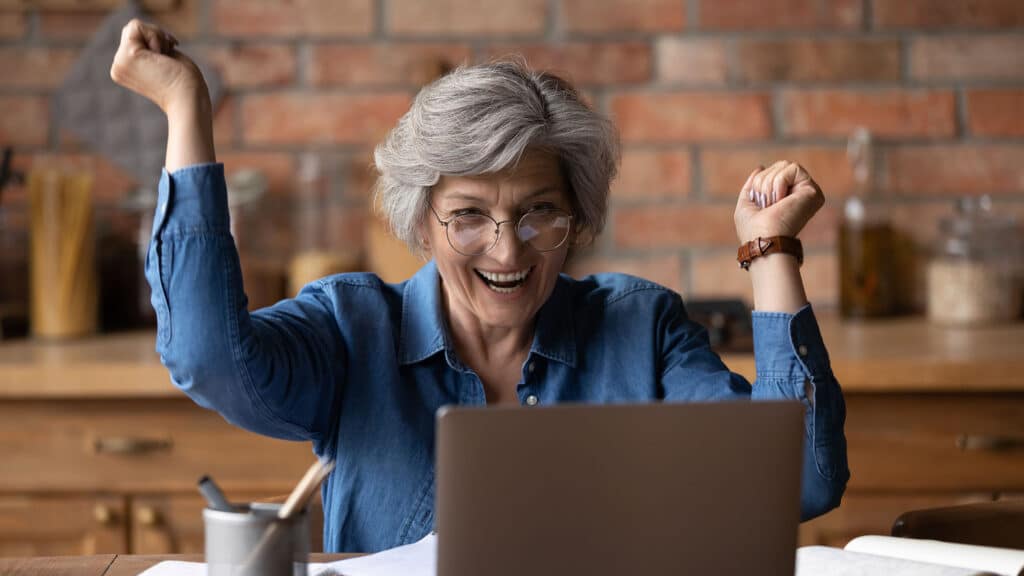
[525,394,539,406]
[797,345,808,357]
[527,362,535,374]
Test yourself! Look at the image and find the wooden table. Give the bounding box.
[0,553,357,575]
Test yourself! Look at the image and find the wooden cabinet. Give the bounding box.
[0,396,324,555]
[0,495,125,557]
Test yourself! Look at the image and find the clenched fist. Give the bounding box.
[109,19,207,116]
[734,161,825,244]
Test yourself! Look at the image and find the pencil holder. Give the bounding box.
[203,502,310,576]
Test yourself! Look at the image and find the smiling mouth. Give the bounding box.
[475,266,534,294]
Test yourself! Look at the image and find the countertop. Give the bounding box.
[1,315,1023,399]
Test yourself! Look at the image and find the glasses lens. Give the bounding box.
[448,213,496,255]
[518,209,572,251]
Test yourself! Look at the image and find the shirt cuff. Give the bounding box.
[153,163,229,238]
[751,303,832,381]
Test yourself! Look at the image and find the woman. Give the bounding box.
[111,20,848,553]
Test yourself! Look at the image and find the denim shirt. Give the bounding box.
[147,163,849,553]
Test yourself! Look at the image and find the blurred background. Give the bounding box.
[2,0,1023,337]
[2,0,1024,558]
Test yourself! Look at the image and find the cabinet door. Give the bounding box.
[797,493,995,548]
[131,493,324,554]
[0,495,126,557]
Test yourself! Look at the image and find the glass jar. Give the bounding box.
[927,196,1023,325]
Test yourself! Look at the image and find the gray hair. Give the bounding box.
[373,60,619,254]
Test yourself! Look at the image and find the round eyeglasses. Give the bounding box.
[429,204,574,256]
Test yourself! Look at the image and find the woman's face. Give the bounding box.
[423,150,572,333]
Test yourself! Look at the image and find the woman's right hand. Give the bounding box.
[109,19,208,116]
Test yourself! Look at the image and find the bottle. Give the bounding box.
[839,128,897,318]
[927,196,1023,325]
[287,152,360,296]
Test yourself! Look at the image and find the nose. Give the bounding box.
[488,220,523,264]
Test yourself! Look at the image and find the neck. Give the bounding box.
[441,284,533,369]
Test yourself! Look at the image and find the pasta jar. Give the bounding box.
[927,196,1023,325]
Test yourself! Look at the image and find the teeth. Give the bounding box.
[477,268,531,283]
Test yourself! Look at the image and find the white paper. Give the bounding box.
[845,536,1024,576]
[798,546,995,576]
[311,532,436,576]
[137,534,437,576]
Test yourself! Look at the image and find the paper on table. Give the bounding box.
[797,546,994,576]
[312,532,436,576]
[136,533,437,576]
[845,536,1024,576]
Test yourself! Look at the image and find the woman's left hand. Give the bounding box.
[734,160,825,244]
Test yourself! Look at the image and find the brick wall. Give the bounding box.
[3,0,1024,310]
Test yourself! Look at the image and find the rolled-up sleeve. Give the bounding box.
[751,305,849,521]
[147,163,344,445]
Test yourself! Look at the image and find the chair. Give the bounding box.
[891,499,1024,549]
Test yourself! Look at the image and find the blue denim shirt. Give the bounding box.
[147,163,848,553]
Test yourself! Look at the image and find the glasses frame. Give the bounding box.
[428,204,574,257]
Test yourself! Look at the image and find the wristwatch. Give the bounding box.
[737,236,803,270]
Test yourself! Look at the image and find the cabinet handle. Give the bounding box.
[137,506,160,526]
[93,436,173,455]
[956,434,1024,453]
[93,504,115,525]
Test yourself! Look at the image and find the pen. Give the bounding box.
[197,474,235,512]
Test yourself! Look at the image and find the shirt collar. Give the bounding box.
[398,261,577,369]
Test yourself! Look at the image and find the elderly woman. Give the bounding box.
[111,20,848,553]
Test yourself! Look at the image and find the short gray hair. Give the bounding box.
[373,60,619,254]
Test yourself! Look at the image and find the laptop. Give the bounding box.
[435,401,804,576]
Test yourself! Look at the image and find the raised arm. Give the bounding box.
[110,20,343,446]
[109,19,215,171]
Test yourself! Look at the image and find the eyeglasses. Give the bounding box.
[428,204,574,256]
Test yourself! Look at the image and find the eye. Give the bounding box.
[450,207,485,218]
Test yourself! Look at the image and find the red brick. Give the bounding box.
[614,205,737,248]
[311,43,471,88]
[484,42,651,86]
[0,97,48,147]
[38,11,104,40]
[0,48,77,89]
[612,148,691,200]
[882,145,1024,195]
[204,44,296,88]
[967,90,1024,137]
[701,146,856,200]
[213,96,237,148]
[780,90,956,139]
[241,92,412,145]
[734,39,900,83]
[567,254,685,293]
[214,0,374,37]
[611,92,772,143]
[690,251,837,307]
[911,36,1024,80]
[656,39,728,85]
[155,0,201,39]
[561,0,685,33]
[388,0,546,36]
[218,152,296,197]
[0,12,26,39]
[698,0,862,30]
[874,0,1024,29]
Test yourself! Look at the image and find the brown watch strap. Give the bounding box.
[737,236,803,270]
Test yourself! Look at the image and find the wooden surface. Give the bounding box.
[0,553,355,576]
[2,317,1024,398]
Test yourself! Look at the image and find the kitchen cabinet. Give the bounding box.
[2,316,1023,554]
